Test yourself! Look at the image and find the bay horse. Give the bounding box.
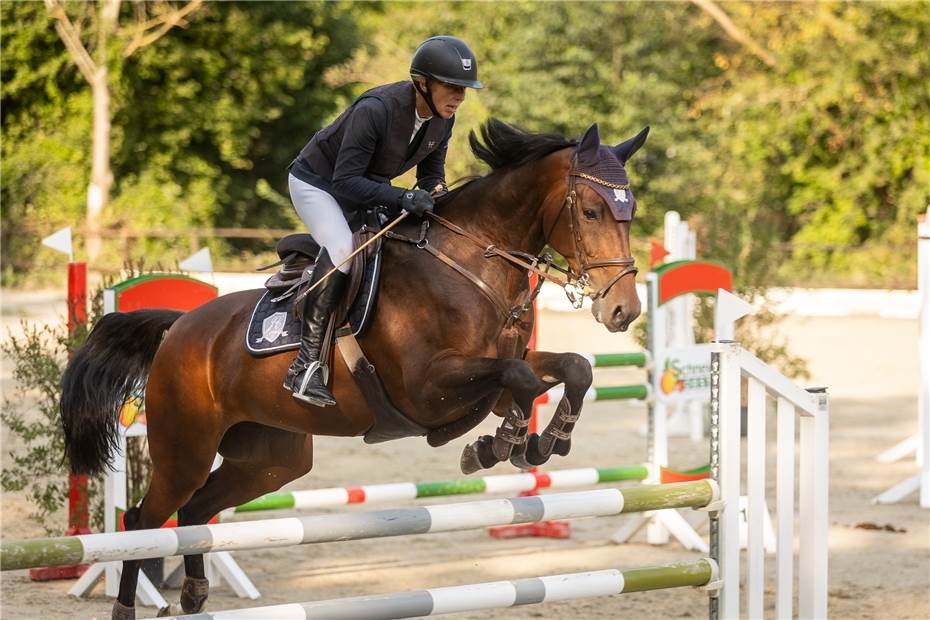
[60,119,647,619]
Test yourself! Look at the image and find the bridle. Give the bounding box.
[386,150,638,320]
[557,157,638,307]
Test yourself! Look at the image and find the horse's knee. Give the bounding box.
[561,353,593,388]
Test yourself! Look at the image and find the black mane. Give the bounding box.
[469,118,576,171]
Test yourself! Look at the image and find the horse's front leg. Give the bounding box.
[510,351,593,468]
[417,353,544,474]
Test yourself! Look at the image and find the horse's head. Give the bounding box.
[545,123,649,332]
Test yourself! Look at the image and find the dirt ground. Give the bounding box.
[1,289,928,619]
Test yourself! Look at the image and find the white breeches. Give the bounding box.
[288,174,353,273]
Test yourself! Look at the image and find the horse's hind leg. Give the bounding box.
[113,458,216,620]
[173,423,314,614]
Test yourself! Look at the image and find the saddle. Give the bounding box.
[246,213,384,355]
[246,210,428,443]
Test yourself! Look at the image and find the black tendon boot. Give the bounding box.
[284,250,348,406]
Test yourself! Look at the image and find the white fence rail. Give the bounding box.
[710,341,829,619]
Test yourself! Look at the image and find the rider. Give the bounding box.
[284,35,483,406]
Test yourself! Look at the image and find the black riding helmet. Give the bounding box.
[410,36,482,117]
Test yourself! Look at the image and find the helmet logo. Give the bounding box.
[461,58,472,71]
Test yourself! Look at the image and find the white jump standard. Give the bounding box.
[872,208,930,508]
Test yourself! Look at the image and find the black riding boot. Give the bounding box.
[284,249,348,406]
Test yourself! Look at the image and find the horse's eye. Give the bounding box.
[583,208,598,220]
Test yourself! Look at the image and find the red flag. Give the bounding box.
[650,239,670,267]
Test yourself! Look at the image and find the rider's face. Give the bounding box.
[429,80,467,119]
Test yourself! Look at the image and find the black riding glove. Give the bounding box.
[400,189,435,218]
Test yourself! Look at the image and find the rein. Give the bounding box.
[386,156,638,321]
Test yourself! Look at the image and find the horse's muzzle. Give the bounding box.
[591,296,641,333]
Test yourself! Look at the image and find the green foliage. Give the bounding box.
[350,1,928,287]
[1,1,367,281]
[0,320,100,533]
[2,1,927,287]
[0,271,158,533]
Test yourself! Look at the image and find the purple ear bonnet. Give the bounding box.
[574,146,636,221]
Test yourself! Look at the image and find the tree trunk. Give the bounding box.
[86,67,112,262]
[83,0,119,262]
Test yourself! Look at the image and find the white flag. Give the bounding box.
[715,288,753,341]
[41,227,73,261]
[179,247,213,273]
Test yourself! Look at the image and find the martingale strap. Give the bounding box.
[429,213,573,291]
[385,221,515,321]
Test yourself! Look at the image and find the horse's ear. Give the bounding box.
[612,126,650,164]
[576,123,601,166]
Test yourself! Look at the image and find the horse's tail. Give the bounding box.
[60,309,183,475]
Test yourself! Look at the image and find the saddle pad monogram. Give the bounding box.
[246,291,303,355]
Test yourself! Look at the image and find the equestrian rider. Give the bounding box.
[285,35,483,406]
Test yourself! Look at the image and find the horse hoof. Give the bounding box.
[460,437,498,474]
[554,437,572,457]
[522,434,552,467]
[509,440,532,469]
[180,576,210,614]
[460,444,482,474]
[155,605,180,617]
[509,452,532,469]
[111,601,135,620]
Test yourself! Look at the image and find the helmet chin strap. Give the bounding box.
[412,77,441,118]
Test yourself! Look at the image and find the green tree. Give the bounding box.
[354,1,928,287]
[2,1,366,281]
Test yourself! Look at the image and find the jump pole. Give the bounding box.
[148,559,719,620]
[872,207,930,507]
[233,465,650,513]
[1,480,718,570]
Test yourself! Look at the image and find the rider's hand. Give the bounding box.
[401,189,435,218]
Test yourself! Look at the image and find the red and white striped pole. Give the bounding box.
[32,228,91,580]
[31,260,91,580]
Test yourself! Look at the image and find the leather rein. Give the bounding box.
[385,157,638,323]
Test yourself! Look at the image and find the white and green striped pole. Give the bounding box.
[148,559,718,620]
[577,351,651,369]
[1,481,717,571]
[234,465,650,513]
[537,382,651,405]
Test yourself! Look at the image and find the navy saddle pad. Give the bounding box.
[245,249,383,356]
